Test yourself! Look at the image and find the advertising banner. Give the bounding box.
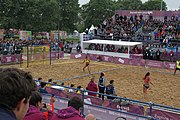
[20,31,32,40]
[114,57,129,65]
[146,60,163,68]
[129,59,145,66]
[51,31,67,40]
[147,108,180,120]
[104,100,144,115]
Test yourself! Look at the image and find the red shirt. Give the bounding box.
[144,76,150,84]
[87,81,98,97]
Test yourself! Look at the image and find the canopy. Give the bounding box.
[83,39,142,47]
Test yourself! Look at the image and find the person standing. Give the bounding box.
[143,72,153,99]
[174,60,180,75]
[86,77,98,97]
[83,56,90,73]
[98,72,106,100]
[106,80,116,100]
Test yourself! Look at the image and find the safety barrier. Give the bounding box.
[0,54,23,65]
[70,53,177,70]
[38,82,180,120]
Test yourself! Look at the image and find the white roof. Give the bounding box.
[83,39,142,46]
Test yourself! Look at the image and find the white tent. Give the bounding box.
[89,25,95,31]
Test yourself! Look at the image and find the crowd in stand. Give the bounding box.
[0,38,82,55]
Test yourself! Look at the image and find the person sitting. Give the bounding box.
[0,68,36,120]
[69,84,75,93]
[38,82,48,94]
[23,91,53,120]
[51,96,85,120]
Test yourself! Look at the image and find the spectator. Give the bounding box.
[0,68,35,120]
[76,86,83,94]
[106,80,117,100]
[85,114,96,120]
[50,94,56,112]
[76,42,81,53]
[51,96,84,120]
[156,49,161,60]
[174,60,180,75]
[46,79,53,87]
[69,84,75,92]
[98,72,106,100]
[115,117,126,120]
[86,77,98,97]
[23,91,53,120]
[38,82,48,94]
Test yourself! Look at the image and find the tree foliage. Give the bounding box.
[81,0,114,29]
[141,0,167,10]
[0,0,169,33]
[115,0,143,10]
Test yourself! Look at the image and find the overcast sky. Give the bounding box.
[79,0,180,10]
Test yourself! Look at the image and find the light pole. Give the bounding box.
[160,0,163,11]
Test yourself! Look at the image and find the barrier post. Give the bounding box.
[148,102,154,116]
[50,45,52,65]
[82,90,85,117]
[27,45,29,68]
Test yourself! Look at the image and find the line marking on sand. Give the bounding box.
[54,67,124,83]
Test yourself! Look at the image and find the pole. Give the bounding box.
[50,45,52,65]
[160,0,163,11]
[58,0,60,41]
[27,45,29,68]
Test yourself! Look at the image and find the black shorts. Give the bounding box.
[143,84,149,89]
[176,67,180,71]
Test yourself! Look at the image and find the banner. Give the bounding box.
[147,108,180,120]
[104,99,144,115]
[51,31,67,40]
[45,87,67,98]
[19,31,32,40]
[42,94,148,120]
[0,55,23,64]
[146,60,163,68]
[129,59,145,66]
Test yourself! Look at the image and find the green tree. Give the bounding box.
[58,0,80,32]
[117,0,143,10]
[142,0,167,10]
[81,0,114,29]
[0,0,60,32]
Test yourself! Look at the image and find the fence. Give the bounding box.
[39,83,180,120]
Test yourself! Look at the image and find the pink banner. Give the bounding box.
[101,55,113,62]
[147,108,180,120]
[163,62,176,70]
[45,87,67,98]
[104,100,144,115]
[1,55,16,63]
[146,60,163,68]
[129,59,145,66]
[89,54,98,61]
[113,57,129,64]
